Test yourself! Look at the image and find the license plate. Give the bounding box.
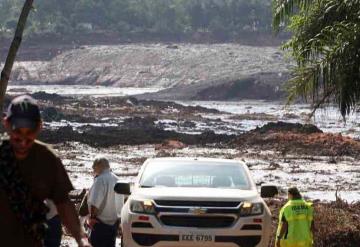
[181,233,214,242]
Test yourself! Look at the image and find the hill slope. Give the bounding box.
[9,44,290,100]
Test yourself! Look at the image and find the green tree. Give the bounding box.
[0,0,23,34]
[0,0,274,42]
[273,0,360,117]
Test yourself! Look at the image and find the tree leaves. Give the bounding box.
[0,0,274,38]
[273,0,360,117]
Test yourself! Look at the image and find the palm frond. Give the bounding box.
[275,0,360,117]
[272,0,314,32]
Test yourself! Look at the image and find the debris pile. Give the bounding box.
[266,198,360,247]
[234,122,360,157]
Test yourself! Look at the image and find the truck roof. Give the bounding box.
[145,157,245,165]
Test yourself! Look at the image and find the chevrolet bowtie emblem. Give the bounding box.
[189,207,207,215]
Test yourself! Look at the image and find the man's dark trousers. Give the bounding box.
[44,215,62,247]
[90,220,119,247]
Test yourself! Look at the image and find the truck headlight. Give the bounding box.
[130,199,156,214]
[240,202,264,216]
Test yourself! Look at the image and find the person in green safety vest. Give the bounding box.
[276,187,314,247]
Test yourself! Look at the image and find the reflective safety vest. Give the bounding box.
[276,199,314,247]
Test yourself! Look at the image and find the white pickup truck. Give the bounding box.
[115,157,278,247]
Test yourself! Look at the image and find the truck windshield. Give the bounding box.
[140,162,251,189]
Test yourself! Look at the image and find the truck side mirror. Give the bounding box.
[114,182,131,195]
[261,185,278,198]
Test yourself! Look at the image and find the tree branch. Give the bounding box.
[308,87,335,120]
[0,0,34,111]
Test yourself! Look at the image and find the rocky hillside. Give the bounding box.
[8,44,290,100]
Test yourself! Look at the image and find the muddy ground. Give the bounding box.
[4,43,290,101]
[4,92,357,196]
[21,92,360,158]
[0,32,287,62]
[4,92,358,246]
[233,122,360,157]
[62,198,360,247]
[6,91,360,160]
[267,199,360,247]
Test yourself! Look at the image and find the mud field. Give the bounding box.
[4,91,359,200]
[3,90,360,246]
[4,43,290,101]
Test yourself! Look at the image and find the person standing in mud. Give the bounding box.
[87,157,123,247]
[0,95,91,247]
[276,187,314,247]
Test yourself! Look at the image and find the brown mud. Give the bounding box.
[39,125,233,147]
[267,199,360,247]
[233,122,360,157]
[5,43,289,101]
[5,93,359,158]
[70,190,360,247]
[1,32,287,62]
[33,91,357,246]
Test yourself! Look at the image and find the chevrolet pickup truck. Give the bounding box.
[115,157,278,247]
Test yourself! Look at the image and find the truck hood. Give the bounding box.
[131,187,259,202]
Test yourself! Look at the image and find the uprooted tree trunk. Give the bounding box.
[0,0,34,110]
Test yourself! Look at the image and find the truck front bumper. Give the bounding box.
[121,212,271,247]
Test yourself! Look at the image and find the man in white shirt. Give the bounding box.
[87,157,123,247]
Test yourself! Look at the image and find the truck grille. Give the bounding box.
[160,215,235,228]
[154,200,241,208]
